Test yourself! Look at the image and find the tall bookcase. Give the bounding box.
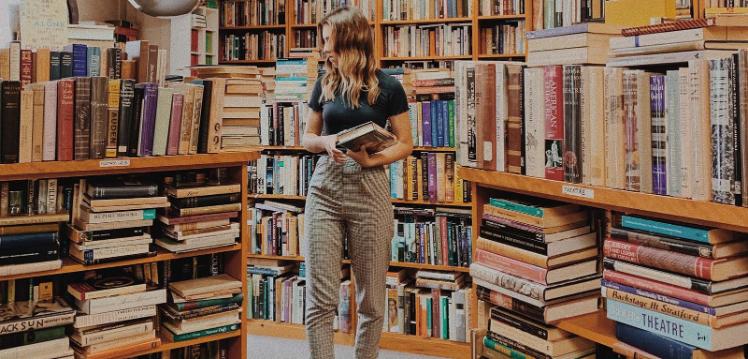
[0,153,258,359]
[171,6,220,76]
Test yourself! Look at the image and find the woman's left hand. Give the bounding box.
[346,145,379,168]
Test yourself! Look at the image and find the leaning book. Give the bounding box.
[0,298,75,335]
[336,121,397,153]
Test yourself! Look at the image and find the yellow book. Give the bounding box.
[106,79,121,158]
[416,158,423,202]
[455,164,464,203]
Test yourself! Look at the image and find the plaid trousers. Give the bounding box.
[303,155,393,359]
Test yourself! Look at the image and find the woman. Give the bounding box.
[301,6,413,359]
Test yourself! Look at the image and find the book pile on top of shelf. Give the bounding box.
[383,268,471,342]
[274,57,319,102]
[525,22,621,67]
[68,265,166,358]
[0,286,75,359]
[603,213,748,357]
[471,194,600,358]
[391,207,472,267]
[70,178,167,265]
[162,274,243,342]
[156,168,242,253]
[249,200,304,257]
[0,179,67,276]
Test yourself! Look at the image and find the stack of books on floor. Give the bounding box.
[391,207,472,267]
[156,170,241,253]
[0,290,75,359]
[526,22,620,67]
[69,178,166,264]
[162,274,242,342]
[383,268,472,342]
[470,194,600,358]
[249,200,304,256]
[0,179,67,275]
[249,154,320,196]
[603,213,748,357]
[69,266,166,358]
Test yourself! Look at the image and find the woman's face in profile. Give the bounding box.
[322,25,338,68]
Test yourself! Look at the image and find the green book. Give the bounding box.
[425,298,432,337]
[440,296,449,339]
[173,294,243,311]
[483,336,529,359]
[489,198,544,217]
[448,100,455,147]
[166,323,240,342]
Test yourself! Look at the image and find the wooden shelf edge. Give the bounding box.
[460,167,748,232]
[477,14,527,20]
[250,194,471,208]
[245,319,354,345]
[556,311,618,348]
[0,244,243,282]
[248,255,467,272]
[0,153,259,181]
[381,17,473,25]
[132,330,242,357]
[248,254,305,261]
[0,213,69,226]
[379,332,471,359]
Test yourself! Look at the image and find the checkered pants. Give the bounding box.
[303,155,393,359]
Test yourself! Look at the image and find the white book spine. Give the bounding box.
[74,320,153,346]
[0,312,74,335]
[78,290,166,315]
[43,82,58,161]
[0,337,70,359]
[0,260,62,277]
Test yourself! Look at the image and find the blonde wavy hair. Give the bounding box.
[318,7,379,109]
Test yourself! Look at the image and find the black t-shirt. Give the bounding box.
[308,70,409,136]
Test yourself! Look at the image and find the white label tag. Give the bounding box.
[562,185,594,199]
[483,142,493,161]
[99,159,131,168]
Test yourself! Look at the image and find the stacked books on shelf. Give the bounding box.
[406,69,456,148]
[291,30,318,56]
[526,23,619,67]
[382,23,472,58]
[162,274,243,342]
[258,67,277,103]
[68,266,166,358]
[249,154,320,196]
[382,0,471,20]
[470,194,600,358]
[274,57,318,102]
[383,268,471,342]
[69,179,166,264]
[603,213,748,356]
[156,169,241,253]
[220,0,286,26]
[478,20,526,56]
[0,288,75,359]
[391,207,472,267]
[388,151,470,203]
[249,200,304,256]
[0,179,68,276]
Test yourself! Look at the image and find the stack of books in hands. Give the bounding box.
[69,179,168,264]
[470,194,600,358]
[603,214,748,357]
[0,296,75,359]
[162,274,243,342]
[68,267,166,358]
[156,169,241,253]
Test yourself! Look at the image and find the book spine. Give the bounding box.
[72,44,88,77]
[603,239,716,280]
[83,209,156,224]
[475,249,547,284]
[74,77,92,160]
[483,336,536,359]
[466,65,477,163]
[90,77,109,159]
[562,65,582,183]
[0,232,59,251]
[623,71,640,191]
[167,94,184,156]
[174,193,241,208]
[448,99,455,147]
[19,49,32,87]
[89,184,158,199]
[603,278,715,315]
[486,330,552,359]
[604,287,712,326]
[471,262,546,303]
[139,84,158,156]
[731,53,743,207]
[105,80,121,158]
[43,82,58,161]
[0,337,70,358]
[603,270,709,305]
[610,227,713,258]
[1,81,21,163]
[0,312,75,334]
[620,215,709,243]
[650,74,667,195]
[603,258,712,293]
[544,65,564,181]
[666,70,682,197]
[82,289,165,314]
[491,310,549,340]
[480,226,547,254]
[60,51,73,78]
[74,305,157,329]
[487,198,544,217]
[168,323,240,342]
[117,80,135,156]
[482,213,545,235]
[606,299,715,350]
[50,51,61,81]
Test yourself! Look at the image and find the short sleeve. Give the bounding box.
[387,79,409,118]
[308,77,323,112]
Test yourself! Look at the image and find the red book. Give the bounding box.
[603,270,711,306]
[475,62,497,171]
[56,79,75,161]
[475,249,548,284]
[20,49,33,87]
[544,65,564,181]
[167,93,184,156]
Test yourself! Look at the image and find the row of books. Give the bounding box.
[382,0,472,20]
[540,0,603,30]
[220,32,286,62]
[260,101,308,146]
[602,214,748,355]
[0,179,67,217]
[249,200,305,257]
[388,152,470,203]
[293,29,318,50]
[293,0,376,24]
[471,193,601,358]
[383,24,472,58]
[391,207,472,267]
[384,269,471,342]
[249,154,318,196]
[220,0,286,26]
[406,98,457,148]
[478,0,524,15]
[477,21,527,56]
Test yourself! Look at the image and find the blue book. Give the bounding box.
[422,101,432,146]
[390,160,401,198]
[606,299,746,351]
[616,322,697,359]
[87,47,101,77]
[63,44,87,77]
[620,215,731,244]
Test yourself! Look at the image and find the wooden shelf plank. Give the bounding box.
[477,14,527,20]
[0,213,69,226]
[221,60,278,64]
[129,331,242,358]
[248,255,467,272]
[477,53,526,58]
[221,25,286,30]
[0,153,258,181]
[0,244,242,282]
[556,311,618,348]
[381,17,473,25]
[290,23,318,29]
[380,55,472,61]
[248,254,305,261]
[379,332,471,359]
[250,194,307,200]
[460,167,748,232]
[390,199,472,208]
[245,320,355,345]
[257,146,455,152]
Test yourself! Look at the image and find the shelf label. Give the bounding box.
[562,185,594,199]
[99,159,131,168]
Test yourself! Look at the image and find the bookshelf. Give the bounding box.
[171,6,220,76]
[0,152,259,359]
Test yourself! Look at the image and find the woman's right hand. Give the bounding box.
[321,135,346,163]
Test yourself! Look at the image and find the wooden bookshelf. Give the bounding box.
[380,17,473,25]
[248,254,469,273]
[132,331,243,358]
[477,14,527,20]
[251,193,470,207]
[221,25,287,30]
[556,311,618,349]
[245,320,356,345]
[248,254,306,261]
